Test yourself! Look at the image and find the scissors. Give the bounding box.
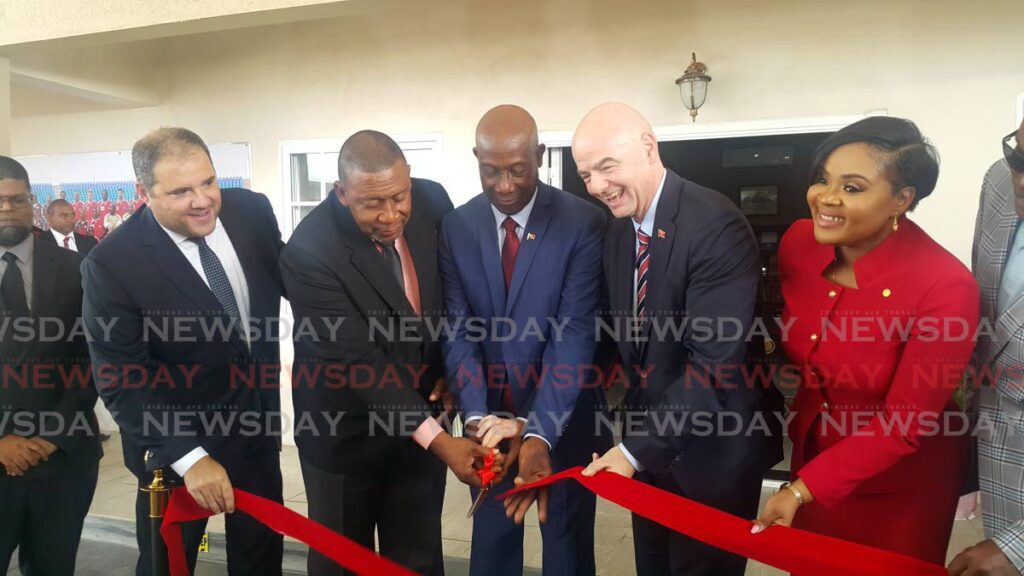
[467,452,496,518]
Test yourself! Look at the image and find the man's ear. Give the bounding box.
[640,132,659,165]
[334,181,349,206]
[135,183,150,202]
[535,143,547,167]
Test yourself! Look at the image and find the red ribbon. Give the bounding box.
[478,452,496,487]
[498,467,946,576]
[160,488,417,576]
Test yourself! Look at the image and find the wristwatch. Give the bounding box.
[780,482,805,505]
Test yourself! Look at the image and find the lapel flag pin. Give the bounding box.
[527,233,536,240]
[657,229,667,239]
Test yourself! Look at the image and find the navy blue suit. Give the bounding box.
[81,188,286,576]
[606,170,767,576]
[440,184,609,575]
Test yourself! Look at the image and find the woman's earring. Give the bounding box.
[892,211,900,232]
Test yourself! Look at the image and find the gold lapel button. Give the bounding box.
[882,288,892,298]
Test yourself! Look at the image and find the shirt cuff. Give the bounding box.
[523,433,552,450]
[618,443,644,472]
[992,519,1024,572]
[412,417,444,450]
[170,447,208,477]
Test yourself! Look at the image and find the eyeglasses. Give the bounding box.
[1003,131,1024,173]
[0,195,31,209]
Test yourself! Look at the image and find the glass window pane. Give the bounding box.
[290,153,323,202]
[292,205,316,226]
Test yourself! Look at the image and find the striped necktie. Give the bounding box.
[636,229,650,320]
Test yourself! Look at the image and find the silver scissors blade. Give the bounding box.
[467,487,489,518]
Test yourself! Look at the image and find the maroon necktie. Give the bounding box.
[501,217,519,291]
[63,236,70,249]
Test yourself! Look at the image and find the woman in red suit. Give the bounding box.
[751,116,980,565]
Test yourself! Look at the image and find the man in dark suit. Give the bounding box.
[0,156,102,576]
[440,105,608,575]
[281,130,496,576]
[82,128,285,576]
[573,103,767,575]
[41,199,98,255]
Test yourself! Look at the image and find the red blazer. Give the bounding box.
[779,218,979,563]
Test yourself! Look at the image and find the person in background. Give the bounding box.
[949,118,1024,576]
[0,156,102,576]
[751,117,979,570]
[42,199,98,255]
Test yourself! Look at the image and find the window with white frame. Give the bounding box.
[280,134,444,233]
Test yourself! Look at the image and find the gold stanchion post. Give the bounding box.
[142,466,170,576]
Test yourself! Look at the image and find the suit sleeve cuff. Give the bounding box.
[992,519,1024,572]
[412,417,444,450]
[618,443,644,472]
[170,447,208,477]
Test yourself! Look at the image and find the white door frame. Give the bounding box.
[539,111,885,188]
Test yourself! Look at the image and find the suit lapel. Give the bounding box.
[641,170,681,347]
[992,182,1024,358]
[140,209,228,321]
[15,239,59,361]
[217,198,259,356]
[403,193,437,317]
[607,220,638,364]
[332,199,417,319]
[506,187,553,315]
[476,198,507,315]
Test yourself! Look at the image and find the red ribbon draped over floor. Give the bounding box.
[498,467,946,576]
[160,488,417,576]
[162,466,949,576]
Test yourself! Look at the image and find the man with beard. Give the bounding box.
[0,156,101,575]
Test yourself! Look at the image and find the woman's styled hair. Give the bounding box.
[810,116,939,210]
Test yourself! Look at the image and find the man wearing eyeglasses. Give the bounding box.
[949,120,1024,576]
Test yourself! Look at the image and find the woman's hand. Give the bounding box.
[751,479,814,534]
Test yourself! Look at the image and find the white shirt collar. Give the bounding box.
[633,169,667,236]
[50,228,73,242]
[491,186,539,232]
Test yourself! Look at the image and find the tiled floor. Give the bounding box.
[87,434,985,575]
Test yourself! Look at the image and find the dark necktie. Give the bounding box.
[1,252,29,318]
[63,236,70,249]
[189,237,247,348]
[501,217,520,292]
[636,229,651,320]
[377,241,404,289]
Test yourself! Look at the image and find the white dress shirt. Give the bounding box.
[50,229,77,252]
[158,218,252,476]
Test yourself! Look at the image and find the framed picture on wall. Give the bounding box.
[740,185,779,216]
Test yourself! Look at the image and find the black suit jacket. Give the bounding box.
[606,170,770,502]
[281,178,453,474]
[81,188,285,474]
[0,237,101,477]
[39,230,99,256]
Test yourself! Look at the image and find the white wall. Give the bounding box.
[10,0,1024,264]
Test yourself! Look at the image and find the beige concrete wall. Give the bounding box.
[10,0,1024,263]
[0,0,354,48]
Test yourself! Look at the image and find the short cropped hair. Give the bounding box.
[337,130,406,184]
[46,198,71,214]
[132,127,213,190]
[0,156,31,191]
[810,116,939,211]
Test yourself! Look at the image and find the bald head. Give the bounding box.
[475,105,539,153]
[473,105,545,215]
[572,102,663,221]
